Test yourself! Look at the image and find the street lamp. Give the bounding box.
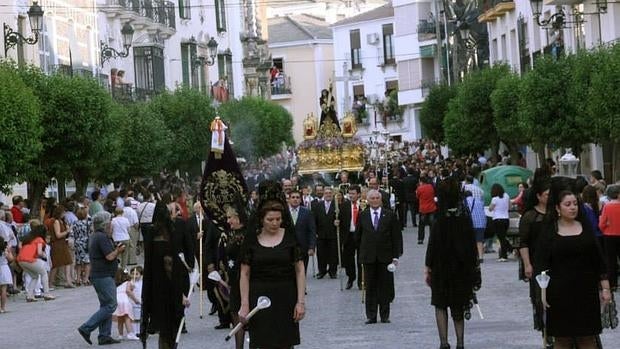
[196,37,219,66]
[100,22,134,66]
[529,1,568,29]
[3,1,45,57]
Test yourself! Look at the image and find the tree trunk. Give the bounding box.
[614,141,620,183]
[509,144,520,167]
[74,175,89,198]
[535,144,546,168]
[27,180,47,220]
[57,178,66,201]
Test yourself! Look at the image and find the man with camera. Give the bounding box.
[78,211,126,346]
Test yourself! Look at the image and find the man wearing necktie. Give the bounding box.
[338,185,363,289]
[356,189,403,324]
[314,187,339,279]
[288,190,316,275]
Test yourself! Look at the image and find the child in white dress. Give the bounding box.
[0,236,15,313]
[130,266,143,334]
[112,269,141,340]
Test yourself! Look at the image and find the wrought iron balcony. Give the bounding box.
[111,83,162,102]
[103,0,175,33]
[417,20,436,40]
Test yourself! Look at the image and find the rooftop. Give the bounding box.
[268,14,333,44]
[331,2,393,27]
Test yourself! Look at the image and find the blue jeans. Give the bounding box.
[79,276,117,341]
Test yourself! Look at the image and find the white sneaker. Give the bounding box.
[126,333,139,341]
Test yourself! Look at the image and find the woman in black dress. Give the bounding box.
[518,180,550,336]
[424,176,480,349]
[141,197,194,349]
[535,190,612,349]
[239,200,306,349]
[221,204,248,349]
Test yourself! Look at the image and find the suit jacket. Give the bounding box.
[402,174,419,203]
[356,208,403,264]
[380,190,391,209]
[292,206,316,251]
[203,221,220,266]
[338,199,362,242]
[314,200,338,240]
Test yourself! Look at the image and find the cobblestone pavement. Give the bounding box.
[2,227,619,348]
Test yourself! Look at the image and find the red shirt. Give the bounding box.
[599,201,620,236]
[17,237,46,263]
[11,206,24,224]
[416,183,437,214]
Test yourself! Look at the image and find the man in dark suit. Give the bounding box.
[313,187,339,279]
[401,166,419,228]
[356,189,403,324]
[288,190,316,274]
[338,185,362,289]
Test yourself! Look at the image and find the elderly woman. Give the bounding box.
[425,176,480,349]
[239,198,305,349]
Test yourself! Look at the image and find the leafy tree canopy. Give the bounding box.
[419,83,456,143]
[0,64,43,193]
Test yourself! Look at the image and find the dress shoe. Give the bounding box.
[365,318,377,324]
[214,323,230,330]
[98,337,121,345]
[329,274,337,279]
[346,279,354,290]
[181,324,188,333]
[417,240,423,245]
[380,318,391,323]
[209,304,217,316]
[316,272,326,279]
[77,327,92,345]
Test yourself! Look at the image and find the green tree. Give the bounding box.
[148,87,216,175]
[419,83,456,143]
[443,65,508,155]
[0,64,43,193]
[491,72,529,163]
[588,44,620,180]
[519,54,594,161]
[103,103,174,182]
[218,97,295,160]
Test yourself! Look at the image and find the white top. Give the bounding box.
[491,193,510,220]
[111,216,131,241]
[137,202,155,224]
[123,207,139,227]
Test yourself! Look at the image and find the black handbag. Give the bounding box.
[483,217,495,239]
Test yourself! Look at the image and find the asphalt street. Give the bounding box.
[2,226,619,348]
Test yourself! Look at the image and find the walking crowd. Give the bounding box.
[0,139,618,349]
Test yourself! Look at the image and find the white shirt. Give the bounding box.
[491,193,510,220]
[111,216,131,241]
[137,202,155,224]
[350,200,360,232]
[123,206,139,227]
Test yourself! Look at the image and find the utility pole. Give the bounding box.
[434,0,450,86]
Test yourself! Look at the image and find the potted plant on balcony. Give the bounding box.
[374,90,404,123]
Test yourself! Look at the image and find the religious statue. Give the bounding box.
[303,113,317,140]
[319,81,340,130]
[210,116,228,159]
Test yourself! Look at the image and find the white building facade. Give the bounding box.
[98,0,245,101]
[332,3,421,143]
[392,0,442,142]
[480,0,619,174]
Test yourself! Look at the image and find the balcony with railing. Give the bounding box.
[111,83,163,102]
[478,0,515,23]
[102,0,176,37]
[417,20,437,41]
[271,73,292,99]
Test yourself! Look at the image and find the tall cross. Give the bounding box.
[333,61,362,115]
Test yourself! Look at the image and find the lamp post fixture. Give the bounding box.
[195,37,219,66]
[3,1,44,57]
[100,22,134,67]
[529,0,566,29]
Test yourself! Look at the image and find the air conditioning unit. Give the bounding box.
[367,33,380,45]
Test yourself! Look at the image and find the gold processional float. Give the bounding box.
[297,111,365,175]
